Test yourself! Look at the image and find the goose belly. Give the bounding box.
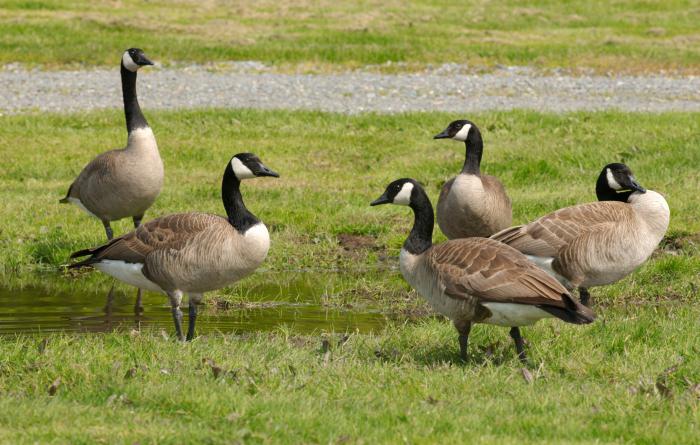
[481,303,553,327]
[95,260,164,293]
[67,197,99,219]
[579,261,644,288]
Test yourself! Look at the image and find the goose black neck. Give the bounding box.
[595,174,633,202]
[221,167,259,232]
[404,188,434,255]
[461,127,483,175]
[121,65,149,133]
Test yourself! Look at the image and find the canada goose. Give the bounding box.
[433,120,512,239]
[69,153,279,341]
[60,48,161,313]
[371,179,594,361]
[60,48,163,240]
[491,163,670,306]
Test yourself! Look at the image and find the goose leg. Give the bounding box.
[102,221,113,240]
[454,320,472,361]
[103,284,116,324]
[509,327,527,363]
[186,294,203,341]
[132,216,145,315]
[167,291,184,342]
[134,289,144,315]
[579,287,592,307]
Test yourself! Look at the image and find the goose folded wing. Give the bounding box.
[491,201,633,257]
[86,213,223,264]
[429,238,570,308]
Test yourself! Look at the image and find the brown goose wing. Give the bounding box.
[69,213,224,266]
[491,201,632,257]
[428,238,571,308]
[481,175,511,205]
[62,150,119,201]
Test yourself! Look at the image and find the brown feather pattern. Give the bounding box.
[427,238,571,308]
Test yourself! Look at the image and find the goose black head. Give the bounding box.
[229,153,280,180]
[433,119,475,142]
[122,48,154,72]
[596,163,646,201]
[371,178,420,207]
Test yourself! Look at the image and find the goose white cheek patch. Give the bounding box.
[453,124,471,142]
[606,168,622,190]
[231,157,256,179]
[393,182,414,205]
[122,52,139,72]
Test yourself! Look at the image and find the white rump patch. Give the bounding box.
[231,157,256,180]
[482,302,553,326]
[95,260,164,293]
[67,197,98,219]
[525,255,573,289]
[606,168,622,190]
[393,182,414,205]
[122,51,139,72]
[453,124,471,142]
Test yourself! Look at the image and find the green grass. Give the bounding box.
[1,108,700,442]
[1,0,699,73]
[2,109,699,267]
[1,109,699,303]
[1,308,699,444]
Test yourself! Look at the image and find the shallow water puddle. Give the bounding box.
[0,271,389,335]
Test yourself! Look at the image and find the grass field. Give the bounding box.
[1,0,699,73]
[1,308,699,444]
[1,109,700,443]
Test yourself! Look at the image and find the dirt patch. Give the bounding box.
[656,232,700,256]
[337,234,377,251]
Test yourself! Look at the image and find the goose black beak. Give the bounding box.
[628,178,646,193]
[139,56,155,66]
[433,129,451,139]
[370,193,391,206]
[257,164,280,178]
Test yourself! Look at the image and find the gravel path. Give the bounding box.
[2,64,699,114]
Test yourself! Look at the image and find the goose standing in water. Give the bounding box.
[69,153,278,341]
[433,120,512,239]
[492,163,669,306]
[371,179,594,361]
[60,48,163,312]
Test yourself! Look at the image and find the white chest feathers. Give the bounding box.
[628,190,670,236]
[450,174,485,205]
[242,223,271,262]
[127,127,158,152]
